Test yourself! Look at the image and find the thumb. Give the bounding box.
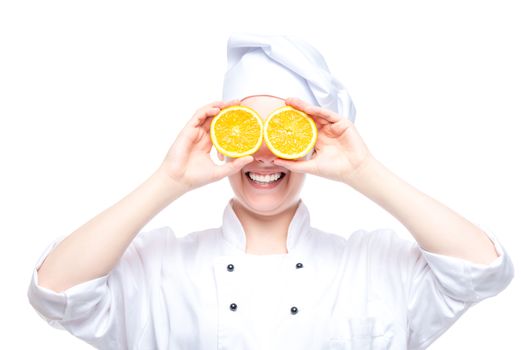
[215,156,254,178]
[273,158,315,174]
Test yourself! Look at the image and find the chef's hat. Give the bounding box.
[222,33,357,123]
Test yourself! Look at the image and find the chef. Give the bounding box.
[28,33,514,349]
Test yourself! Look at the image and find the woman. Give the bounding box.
[28,34,513,349]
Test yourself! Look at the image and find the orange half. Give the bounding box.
[263,106,318,160]
[210,105,264,158]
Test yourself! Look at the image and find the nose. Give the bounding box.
[253,141,277,164]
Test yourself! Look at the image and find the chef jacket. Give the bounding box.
[28,198,514,349]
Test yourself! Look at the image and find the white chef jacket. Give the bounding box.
[28,198,514,350]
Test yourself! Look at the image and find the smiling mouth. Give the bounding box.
[245,171,286,185]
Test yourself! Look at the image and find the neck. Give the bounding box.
[232,199,300,255]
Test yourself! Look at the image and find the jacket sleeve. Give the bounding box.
[27,226,174,350]
[405,227,514,349]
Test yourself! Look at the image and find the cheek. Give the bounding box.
[227,173,241,195]
[228,169,242,185]
[288,173,306,188]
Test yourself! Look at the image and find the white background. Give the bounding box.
[1,0,522,348]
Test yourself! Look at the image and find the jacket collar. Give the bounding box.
[221,198,311,253]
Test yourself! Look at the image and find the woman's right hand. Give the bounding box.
[158,99,254,193]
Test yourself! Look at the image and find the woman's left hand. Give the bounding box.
[273,97,375,185]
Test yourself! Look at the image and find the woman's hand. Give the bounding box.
[273,97,375,186]
[158,100,253,193]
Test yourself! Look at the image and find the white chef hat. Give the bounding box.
[222,33,357,123]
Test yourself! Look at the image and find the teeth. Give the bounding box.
[247,172,283,183]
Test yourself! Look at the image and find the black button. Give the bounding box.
[227,264,235,272]
[290,306,298,315]
[230,303,238,311]
[295,262,304,269]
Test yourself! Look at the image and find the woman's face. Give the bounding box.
[225,95,308,216]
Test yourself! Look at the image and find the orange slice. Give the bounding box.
[264,106,318,159]
[210,105,264,158]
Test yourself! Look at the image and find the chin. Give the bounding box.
[239,195,293,216]
[228,171,305,217]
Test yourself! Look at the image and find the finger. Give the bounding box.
[187,100,228,127]
[286,97,343,124]
[190,105,221,128]
[200,130,214,153]
[214,156,253,178]
[202,99,243,131]
[309,106,344,124]
[311,115,331,128]
[221,99,241,108]
[191,99,242,128]
[273,158,316,175]
[208,100,225,108]
[201,115,214,133]
[329,119,352,136]
[285,96,313,110]
[284,97,329,128]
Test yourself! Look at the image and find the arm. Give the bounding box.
[275,97,498,265]
[37,99,253,292]
[276,97,512,348]
[345,157,498,264]
[37,169,186,292]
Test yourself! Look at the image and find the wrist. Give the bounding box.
[343,156,384,190]
[151,166,190,201]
